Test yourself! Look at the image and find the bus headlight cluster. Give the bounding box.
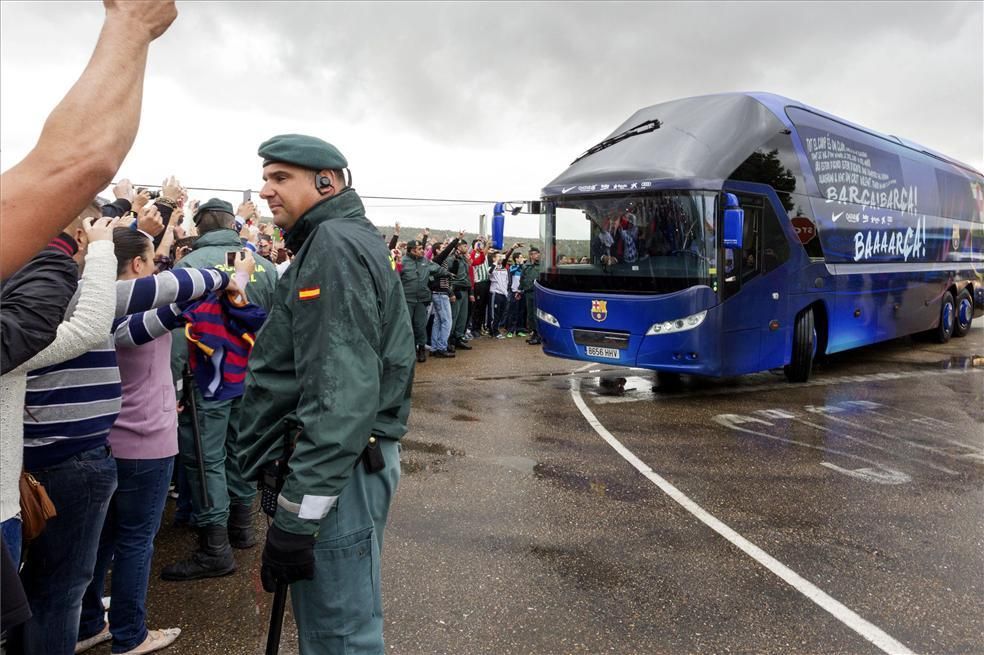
[536,308,560,327]
[646,310,707,336]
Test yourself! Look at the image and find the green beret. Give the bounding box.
[258,134,348,171]
[194,197,234,223]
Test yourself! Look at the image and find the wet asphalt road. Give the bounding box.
[129,325,982,655]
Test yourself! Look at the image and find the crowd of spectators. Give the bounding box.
[389,224,543,362]
[1,185,544,655]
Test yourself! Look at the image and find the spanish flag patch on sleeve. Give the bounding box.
[298,286,321,301]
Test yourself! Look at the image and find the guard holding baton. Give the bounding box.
[238,134,415,655]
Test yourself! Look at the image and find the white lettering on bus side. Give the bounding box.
[852,216,927,262]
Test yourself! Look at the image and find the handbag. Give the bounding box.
[19,471,57,542]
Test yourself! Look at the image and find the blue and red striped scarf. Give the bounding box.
[183,293,267,401]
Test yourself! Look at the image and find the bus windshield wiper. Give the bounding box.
[571,119,661,164]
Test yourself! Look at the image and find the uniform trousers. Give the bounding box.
[178,392,255,527]
[291,438,400,655]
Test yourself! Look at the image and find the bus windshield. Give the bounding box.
[542,192,718,295]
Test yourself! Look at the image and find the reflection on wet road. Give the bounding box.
[137,328,982,654]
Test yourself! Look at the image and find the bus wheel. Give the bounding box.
[953,289,973,338]
[653,372,683,393]
[784,308,815,383]
[935,291,955,343]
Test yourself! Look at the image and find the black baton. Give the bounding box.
[182,365,212,509]
[260,418,303,655]
[266,583,288,655]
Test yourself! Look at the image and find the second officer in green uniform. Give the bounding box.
[238,134,415,655]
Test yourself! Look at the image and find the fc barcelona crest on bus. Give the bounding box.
[591,300,608,322]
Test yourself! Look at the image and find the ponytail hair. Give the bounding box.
[113,228,152,276]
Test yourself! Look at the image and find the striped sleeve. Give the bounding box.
[115,268,228,318]
[112,304,183,348]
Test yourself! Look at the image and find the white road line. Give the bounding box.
[569,376,916,655]
[591,367,983,404]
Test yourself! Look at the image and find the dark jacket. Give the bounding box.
[0,234,79,374]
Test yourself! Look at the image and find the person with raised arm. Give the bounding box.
[0,0,177,280]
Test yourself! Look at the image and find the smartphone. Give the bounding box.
[243,189,252,203]
[226,251,237,268]
[276,247,288,262]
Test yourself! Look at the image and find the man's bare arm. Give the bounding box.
[0,0,177,279]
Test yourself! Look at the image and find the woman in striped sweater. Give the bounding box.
[19,228,241,655]
[77,233,255,655]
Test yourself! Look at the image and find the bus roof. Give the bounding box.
[542,92,981,198]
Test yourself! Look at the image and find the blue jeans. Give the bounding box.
[430,294,452,352]
[20,446,117,655]
[1,516,22,565]
[79,456,173,653]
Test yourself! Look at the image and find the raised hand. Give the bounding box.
[133,189,152,211]
[161,175,181,201]
[103,0,178,41]
[137,203,165,236]
[237,201,257,219]
[113,178,134,202]
[83,216,120,242]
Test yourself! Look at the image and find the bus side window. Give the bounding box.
[761,197,790,272]
[739,199,761,283]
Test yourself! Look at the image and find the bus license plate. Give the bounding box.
[586,346,620,359]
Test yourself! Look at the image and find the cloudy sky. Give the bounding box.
[2,1,981,237]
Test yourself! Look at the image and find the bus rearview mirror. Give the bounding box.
[722,193,744,248]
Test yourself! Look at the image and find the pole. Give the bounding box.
[265,584,289,655]
[182,365,212,509]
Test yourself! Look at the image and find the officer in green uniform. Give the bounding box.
[399,239,450,362]
[162,198,280,581]
[237,134,415,655]
[520,246,542,345]
[448,240,473,350]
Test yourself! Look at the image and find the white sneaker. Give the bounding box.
[76,625,111,654]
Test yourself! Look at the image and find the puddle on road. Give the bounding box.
[939,355,984,370]
[402,439,465,456]
[528,543,628,589]
[533,462,646,502]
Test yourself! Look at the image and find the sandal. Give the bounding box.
[119,628,181,655]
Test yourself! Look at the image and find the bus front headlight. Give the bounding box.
[536,308,560,327]
[646,310,707,335]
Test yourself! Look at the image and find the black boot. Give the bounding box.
[160,525,237,581]
[227,503,257,549]
[416,345,427,363]
[454,338,472,350]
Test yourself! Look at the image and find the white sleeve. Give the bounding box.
[19,240,119,371]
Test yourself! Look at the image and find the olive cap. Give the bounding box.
[194,197,234,223]
[258,134,348,171]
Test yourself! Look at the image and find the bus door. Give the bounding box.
[720,189,792,375]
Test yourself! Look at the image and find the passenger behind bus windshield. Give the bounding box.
[549,192,717,293]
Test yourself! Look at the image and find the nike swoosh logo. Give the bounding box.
[832,211,844,222]
[562,186,578,193]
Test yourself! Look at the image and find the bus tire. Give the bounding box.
[935,291,955,343]
[953,289,973,338]
[784,308,815,383]
[653,372,683,393]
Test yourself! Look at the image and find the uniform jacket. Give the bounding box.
[399,254,449,303]
[519,260,541,292]
[237,189,415,536]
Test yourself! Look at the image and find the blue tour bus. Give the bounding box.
[534,92,984,382]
